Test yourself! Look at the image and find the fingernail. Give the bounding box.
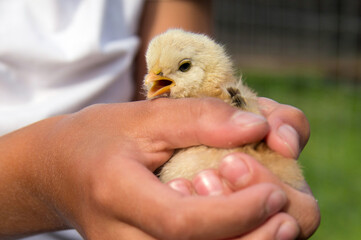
[231,111,266,128]
[276,221,299,240]
[266,190,287,215]
[193,170,223,196]
[277,124,299,158]
[168,180,192,196]
[220,154,251,187]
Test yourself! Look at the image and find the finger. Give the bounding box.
[192,169,233,196]
[258,97,310,158]
[168,170,234,197]
[238,213,299,240]
[133,98,269,149]
[92,159,287,240]
[164,184,287,240]
[182,184,287,240]
[219,153,320,238]
[167,178,193,196]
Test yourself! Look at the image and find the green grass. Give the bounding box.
[242,70,361,240]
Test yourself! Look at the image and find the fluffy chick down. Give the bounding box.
[144,29,305,190]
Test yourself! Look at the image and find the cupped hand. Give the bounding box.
[168,98,320,239]
[169,152,319,240]
[173,153,320,239]
[3,98,292,240]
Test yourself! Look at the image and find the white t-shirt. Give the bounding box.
[0,0,145,239]
[0,0,145,136]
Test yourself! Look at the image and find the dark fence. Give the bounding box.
[213,0,361,82]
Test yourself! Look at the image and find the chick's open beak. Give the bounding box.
[145,72,175,98]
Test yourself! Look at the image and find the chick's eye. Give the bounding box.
[178,61,191,72]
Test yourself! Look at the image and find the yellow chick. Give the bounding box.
[144,29,304,190]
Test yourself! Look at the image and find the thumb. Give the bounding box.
[136,97,269,149]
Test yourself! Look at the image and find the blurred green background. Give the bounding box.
[213,1,361,239]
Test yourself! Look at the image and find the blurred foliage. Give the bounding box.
[241,70,361,240]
